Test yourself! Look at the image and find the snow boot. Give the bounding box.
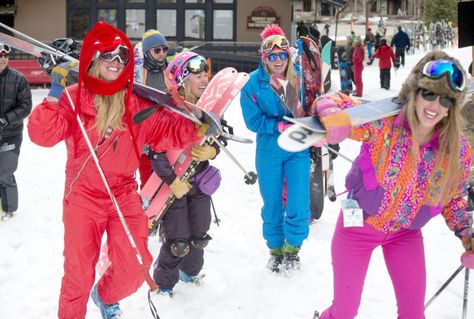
[267,248,284,273]
[313,310,320,318]
[179,270,205,285]
[282,243,301,271]
[91,284,122,318]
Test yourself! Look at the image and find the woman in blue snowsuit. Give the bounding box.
[240,25,310,273]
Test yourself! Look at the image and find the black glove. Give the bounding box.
[367,60,373,66]
[0,117,8,130]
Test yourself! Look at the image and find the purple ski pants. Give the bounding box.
[320,213,426,319]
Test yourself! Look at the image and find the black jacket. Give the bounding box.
[0,66,32,137]
[390,31,410,50]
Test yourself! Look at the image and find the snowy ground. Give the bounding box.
[1,46,473,319]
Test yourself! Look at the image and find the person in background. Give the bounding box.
[135,29,170,189]
[352,36,365,97]
[314,51,473,319]
[343,35,355,86]
[368,37,396,90]
[0,42,32,221]
[27,22,204,319]
[151,52,222,295]
[364,27,375,60]
[391,25,411,67]
[240,24,310,274]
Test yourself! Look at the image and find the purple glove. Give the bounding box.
[278,121,293,133]
[461,252,474,269]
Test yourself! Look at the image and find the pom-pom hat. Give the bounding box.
[260,24,291,59]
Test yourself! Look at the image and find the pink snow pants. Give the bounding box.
[320,213,426,319]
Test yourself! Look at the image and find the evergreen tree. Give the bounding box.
[423,0,457,23]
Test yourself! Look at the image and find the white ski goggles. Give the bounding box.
[0,44,11,54]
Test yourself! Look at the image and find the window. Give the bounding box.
[71,0,88,3]
[127,0,145,2]
[97,9,117,27]
[213,10,233,40]
[157,0,176,2]
[70,9,89,38]
[185,0,205,3]
[185,9,205,40]
[303,0,311,11]
[157,10,177,37]
[126,9,145,39]
[214,0,234,3]
[97,0,116,3]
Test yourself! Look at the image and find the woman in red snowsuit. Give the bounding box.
[352,36,365,97]
[28,22,201,319]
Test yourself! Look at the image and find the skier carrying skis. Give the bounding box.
[240,24,310,273]
[134,29,170,189]
[150,52,222,295]
[27,22,205,319]
[314,51,473,318]
[0,42,32,221]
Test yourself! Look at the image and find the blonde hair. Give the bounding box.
[399,51,468,205]
[263,54,298,89]
[88,60,126,137]
[181,84,199,104]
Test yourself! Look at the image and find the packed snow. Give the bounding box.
[0,46,473,319]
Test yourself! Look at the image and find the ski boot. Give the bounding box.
[267,248,284,273]
[91,284,123,318]
[179,270,205,286]
[0,210,14,221]
[156,288,173,297]
[282,243,301,272]
[313,310,320,318]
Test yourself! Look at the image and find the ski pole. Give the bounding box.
[210,136,257,185]
[63,88,160,318]
[424,264,464,309]
[323,144,353,163]
[462,205,473,319]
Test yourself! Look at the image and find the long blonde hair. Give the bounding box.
[398,51,468,205]
[88,60,126,137]
[263,53,298,89]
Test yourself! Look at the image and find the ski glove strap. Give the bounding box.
[49,60,78,99]
[316,98,352,144]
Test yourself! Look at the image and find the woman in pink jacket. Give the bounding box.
[352,36,365,97]
[28,22,202,319]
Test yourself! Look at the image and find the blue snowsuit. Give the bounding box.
[240,62,310,249]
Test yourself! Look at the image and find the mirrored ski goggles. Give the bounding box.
[0,44,11,54]
[267,51,288,62]
[181,56,209,79]
[421,59,465,92]
[261,35,289,53]
[419,88,456,109]
[98,45,130,65]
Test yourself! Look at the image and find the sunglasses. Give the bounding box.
[261,35,289,53]
[0,53,9,58]
[421,59,465,92]
[152,46,169,54]
[419,88,456,109]
[99,45,130,65]
[0,44,11,54]
[267,52,288,62]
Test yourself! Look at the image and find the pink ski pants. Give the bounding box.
[320,213,426,319]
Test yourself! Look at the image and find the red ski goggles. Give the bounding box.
[261,35,290,53]
[0,44,11,54]
[421,59,465,92]
[98,45,130,65]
